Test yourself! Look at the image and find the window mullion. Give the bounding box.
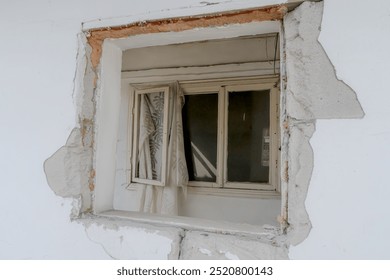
[219,86,228,188]
[269,86,279,192]
[131,89,140,185]
[127,89,135,186]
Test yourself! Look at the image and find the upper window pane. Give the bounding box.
[227,90,270,183]
[182,93,218,182]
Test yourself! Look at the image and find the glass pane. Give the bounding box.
[182,93,218,182]
[135,91,165,181]
[227,90,270,183]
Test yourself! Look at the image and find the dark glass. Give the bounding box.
[227,90,270,183]
[182,93,218,182]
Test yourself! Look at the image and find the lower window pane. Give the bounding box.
[182,93,218,182]
[227,90,270,183]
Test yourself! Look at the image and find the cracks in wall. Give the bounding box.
[177,229,187,260]
[84,225,116,260]
[199,1,222,6]
[285,119,315,245]
[282,1,364,246]
[79,215,185,259]
[179,229,289,259]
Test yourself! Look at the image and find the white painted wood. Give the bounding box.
[187,186,280,198]
[100,209,278,237]
[217,87,225,188]
[270,86,280,192]
[122,34,279,71]
[111,21,280,50]
[131,86,170,186]
[180,78,280,194]
[224,81,279,192]
[121,61,279,84]
[82,3,284,31]
[94,41,123,214]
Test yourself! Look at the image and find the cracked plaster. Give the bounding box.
[284,1,364,120]
[281,1,364,246]
[180,230,288,259]
[44,33,96,214]
[81,216,183,259]
[44,1,364,259]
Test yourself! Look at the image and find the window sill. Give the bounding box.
[97,210,282,238]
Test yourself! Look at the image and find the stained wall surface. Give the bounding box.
[1,0,390,259]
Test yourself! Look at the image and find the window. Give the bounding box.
[128,78,279,196]
[181,79,279,194]
[107,29,283,225]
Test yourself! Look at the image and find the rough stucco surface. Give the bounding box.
[285,122,315,245]
[44,34,95,214]
[180,231,288,259]
[282,1,364,246]
[284,1,364,120]
[44,128,84,198]
[43,128,91,218]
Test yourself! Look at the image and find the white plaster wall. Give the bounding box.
[1,0,390,259]
[289,0,390,259]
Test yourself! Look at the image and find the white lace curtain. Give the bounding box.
[129,82,188,216]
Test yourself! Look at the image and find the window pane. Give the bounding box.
[135,91,165,181]
[227,90,270,183]
[182,93,218,182]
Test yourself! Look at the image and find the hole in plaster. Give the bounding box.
[44,1,364,259]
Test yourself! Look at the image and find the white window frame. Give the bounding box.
[131,86,170,186]
[181,77,279,195]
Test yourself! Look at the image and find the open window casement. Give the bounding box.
[132,86,170,186]
[129,83,189,215]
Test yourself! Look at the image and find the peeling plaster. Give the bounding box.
[44,128,92,216]
[44,33,96,214]
[86,5,287,69]
[180,231,288,259]
[284,1,364,120]
[282,1,364,246]
[43,1,365,259]
[81,216,183,259]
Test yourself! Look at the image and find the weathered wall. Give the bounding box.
[290,0,390,259]
[1,0,390,259]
